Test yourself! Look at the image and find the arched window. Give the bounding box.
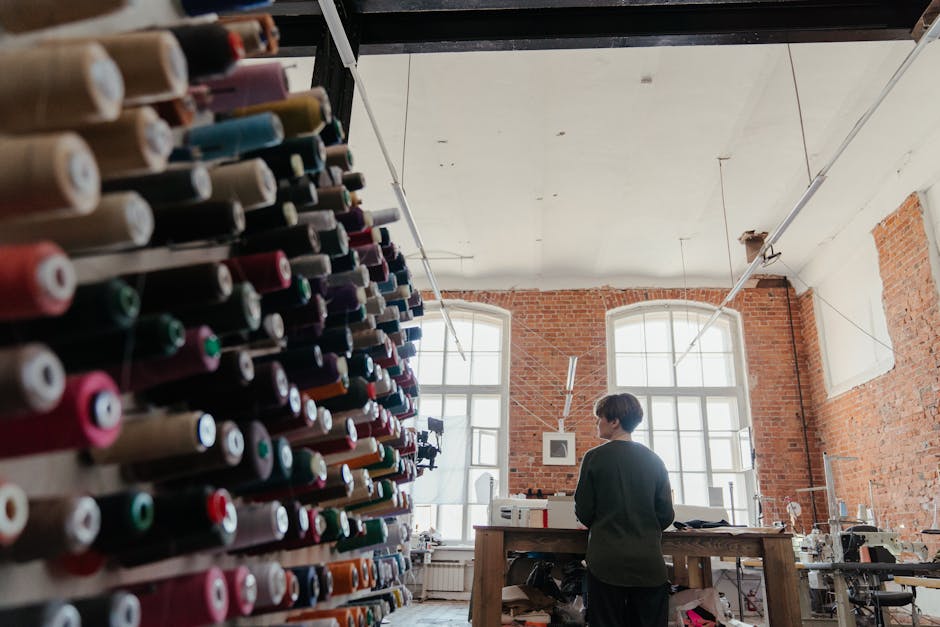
[408,302,510,542]
[607,301,755,525]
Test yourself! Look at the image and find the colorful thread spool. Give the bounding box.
[136,567,229,627]
[105,325,221,392]
[169,23,243,80]
[94,31,188,105]
[90,490,154,554]
[231,94,326,137]
[248,562,287,609]
[89,410,216,465]
[186,113,284,160]
[123,420,244,484]
[3,495,100,562]
[224,566,258,618]
[0,343,66,417]
[76,107,172,178]
[224,250,292,294]
[0,241,75,321]
[202,62,289,113]
[228,501,288,551]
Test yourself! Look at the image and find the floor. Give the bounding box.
[386,600,471,625]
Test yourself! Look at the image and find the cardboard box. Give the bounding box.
[546,496,584,529]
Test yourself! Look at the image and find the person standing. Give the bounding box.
[574,393,675,627]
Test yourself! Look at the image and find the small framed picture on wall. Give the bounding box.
[542,432,576,466]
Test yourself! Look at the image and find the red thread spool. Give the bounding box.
[0,242,75,321]
[106,326,221,392]
[224,566,257,618]
[223,251,292,294]
[359,557,374,589]
[273,568,299,611]
[137,567,229,627]
[0,371,121,459]
[347,228,380,248]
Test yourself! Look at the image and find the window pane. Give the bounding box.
[669,472,683,504]
[632,429,649,447]
[468,469,500,504]
[652,431,678,470]
[645,313,672,352]
[702,353,734,386]
[438,504,465,540]
[675,352,704,387]
[444,395,467,417]
[471,352,500,385]
[445,352,471,385]
[420,395,443,420]
[738,428,753,470]
[615,354,646,387]
[672,315,701,353]
[472,429,498,466]
[468,504,488,540]
[650,397,675,430]
[414,505,435,534]
[682,473,709,506]
[647,353,674,386]
[615,319,645,352]
[677,397,702,430]
[446,318,473,352]
[712,473,749,511]
[421,320,446,351]
[709,436,735,471]
[700,320,731,352]
[419,352,444,385]
[679,433,706,471]
[472,321,501,351]
[471,396,501,428]
[706,397,737,431]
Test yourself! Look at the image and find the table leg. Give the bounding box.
[761,537,802,627]
[472,529,505,627]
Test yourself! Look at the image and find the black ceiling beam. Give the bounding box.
[271,0,932,55]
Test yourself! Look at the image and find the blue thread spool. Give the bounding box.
[186,113,284,161]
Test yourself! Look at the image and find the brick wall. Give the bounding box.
[436,283,827,521]
[799,193,940,541]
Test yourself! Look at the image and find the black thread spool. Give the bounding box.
[194,421,275,487]
[341,172,365,192]
[128,262,233,314]
[254,383,303,428]
[150,200,245,245]
[243,201,298,235]
[311,327,353,358]
[277,176,318,209]
[50,313,184,370]
[346,353,374,381]
[328,250,359,274]
[171,282,261,337]
[245,134,326,177]
[123,420,245,484]
[291,566,319,607]
[319,377,373,413]
[239,312,285,348]
[325,305,366,329]
[254,345,324,389]
[314,564,334,601]
[319,118,345,146]
[239,224,320,258]
[169,23,241,80]
[280,294,328,335]
[143,349,253,406]
[262,275,312,313]
[91,490,155,554]
[195,360,289,420]
[72,591,140,627]
[0,601,81,627]
[317,225,349,258]
[102,165,211,208]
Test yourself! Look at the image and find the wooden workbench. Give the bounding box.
[470,526,801,627]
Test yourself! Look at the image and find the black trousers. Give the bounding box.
[586,569,670,627]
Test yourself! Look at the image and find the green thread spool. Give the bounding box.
[319,507,349,542]
[335,518,387,552]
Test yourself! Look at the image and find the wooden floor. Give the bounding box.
[385,600,471,625]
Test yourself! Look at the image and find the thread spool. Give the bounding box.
[233,435,294,490]
[320,378,375,412]
[0,343,66,417]
[352,329,386,351]
[336,519,388,553]
[123,420,244,483]
[336,207,367,233]
[348,228,381,249]
[0,481,28,546]
[248,134,327,177]
[239,224,321,258]
[51,313,185,370]
[144,349,253,405]
[347,315,377,334]
[325,437,383,470]
[248,562,287,609]
[130,262,232,313]
[312,563,334,603]
[298,209,337,233]
[0,43,123,132]
[0,0,124,32]
[265,392,316,434]
[208,159,276,209]
[228,501,288,551]
[243,201,298,235]
[232,94,325,137]
[327,562,359,597]
[196,420,274,486]
[172,282,261,336]
[169,23,243,80]
[278,176,319,209]
[377,275,398,295]
[136,567,229,627]
[154,95,197,128]
[102,165,212,207]
[90,490,154,554]
[299,465,354,504]
[89,410,215,465]
[291,254,333,279]
[317,470,375,509]
[0,192,154,254]
[72,591,141,627]
[0,242,75,322]
[318,225,349,257]
[150,199,245,245]
[3,495,100,562]
[355,243,384,266]
[0,371,122,458]
[224,251,292,294]
[0,601,82,627]
[194,360,287,418]
[87,31,189,105]
[75,107,172,178]
[247,312,285,347]
[282,296,328,335]
[370,207,401,226]
[304,379,348,406]
[292,566,320,608]
[106,325,221,392]
[222,20,267,56]
[263,275,312,313]
[224,566,257,618]
[268,569,299,612]
[320,117,345,146]
[186,113,284,160]
[314,328,354,357]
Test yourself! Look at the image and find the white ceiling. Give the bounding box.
[280,39,940,291]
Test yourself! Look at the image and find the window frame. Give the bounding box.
[605,300,756,524]
[411,300,511,543]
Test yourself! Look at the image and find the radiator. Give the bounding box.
[425,562,466,592]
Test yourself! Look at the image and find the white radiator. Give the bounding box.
[425,562,465,592]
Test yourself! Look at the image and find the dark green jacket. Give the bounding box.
[574,440,674,586]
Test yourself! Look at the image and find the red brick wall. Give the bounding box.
[436,284,827,522]
[798,193,940,541]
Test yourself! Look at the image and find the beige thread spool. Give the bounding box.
[324,145,352,171]
[0,0,126,34]
[5,495,100,562]
[208,159,277,210]
[75,107,172,179]
[224,21,266,56]
[311,406,333,437]
[318,470,375,508]
[0,192,154,253]
[348,316,377,333]
[0,133,100,220]
[296,210,336,231]
[351,329,385,350]
[314,185,350,213]
[0,43,123,132]
[90,411,216,465]
[0,343,66,418]
[93,32,188,105]
[324,437,382,469]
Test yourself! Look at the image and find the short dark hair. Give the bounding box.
[593,393,643,433]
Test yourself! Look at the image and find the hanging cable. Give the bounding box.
[718,157,735,288]
[787,44,813,186]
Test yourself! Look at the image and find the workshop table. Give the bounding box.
[470,526,800,627]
